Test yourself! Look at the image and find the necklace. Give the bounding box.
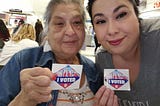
[58,76,92,104]
[60,90,87,104]
[57,76,94,105]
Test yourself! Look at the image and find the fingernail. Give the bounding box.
[51,73,57,81]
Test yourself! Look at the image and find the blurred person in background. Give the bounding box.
[12,19,18,28]
[12,19,25,35]
[0,19,10,49]
[35,19,43,44]
[0,23,39,65]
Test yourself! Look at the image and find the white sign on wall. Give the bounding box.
[146,0,160,11]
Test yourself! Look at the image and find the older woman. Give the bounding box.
[0,0,102,106]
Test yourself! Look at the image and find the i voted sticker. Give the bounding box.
[51,64,82,90]
[104,69,130,91]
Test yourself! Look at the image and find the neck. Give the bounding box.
[112,43,140,68]
[112,45,140,85]
[55,56,79,64]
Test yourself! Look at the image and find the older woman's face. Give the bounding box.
[92,0,140,55]
[48,3,85,58]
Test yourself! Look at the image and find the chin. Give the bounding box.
[64,49,77,54]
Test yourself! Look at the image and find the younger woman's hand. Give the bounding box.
[93,85,119,106]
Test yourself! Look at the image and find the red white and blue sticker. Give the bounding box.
[104,69,130,91]
[51,64,82,90]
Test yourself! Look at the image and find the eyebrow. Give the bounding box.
[52,14,82,19]
[73,14,83,19]
[52,16,63,20]
[93,13,104,19]
[93,4,127,19]
[113,4,127,13]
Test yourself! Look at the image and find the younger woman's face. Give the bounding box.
[92,0,140,55]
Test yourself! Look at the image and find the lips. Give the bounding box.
[108,38,124,46]
[63,40,78,46]
[64,40,76,44]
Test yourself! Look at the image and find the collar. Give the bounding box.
[43,40,52,52]
[35,41,54,67]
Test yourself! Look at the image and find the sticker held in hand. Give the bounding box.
[51,64,82,90]
[104,69,130,91]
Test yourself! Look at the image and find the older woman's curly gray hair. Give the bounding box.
[43,0,86,34]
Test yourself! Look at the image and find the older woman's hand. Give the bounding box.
[93,85,119,106]
[19,67,53,105]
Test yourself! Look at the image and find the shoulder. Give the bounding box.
[141,19,160,33]
[140,30,160,55]
[12,46,43,62]
[20,39,37,43]
[0,47,43,72]
[95,46,113,68]
[79,54,94,65]
[16,46,42,56]
[79,54,96,72]
[19,39,39,46]
[96,46,109,58]
[141,30,160,42]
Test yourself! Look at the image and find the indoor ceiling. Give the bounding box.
[0,0,50,16]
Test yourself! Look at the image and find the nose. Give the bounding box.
[65,23,75,36]
[107,20,119,36]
